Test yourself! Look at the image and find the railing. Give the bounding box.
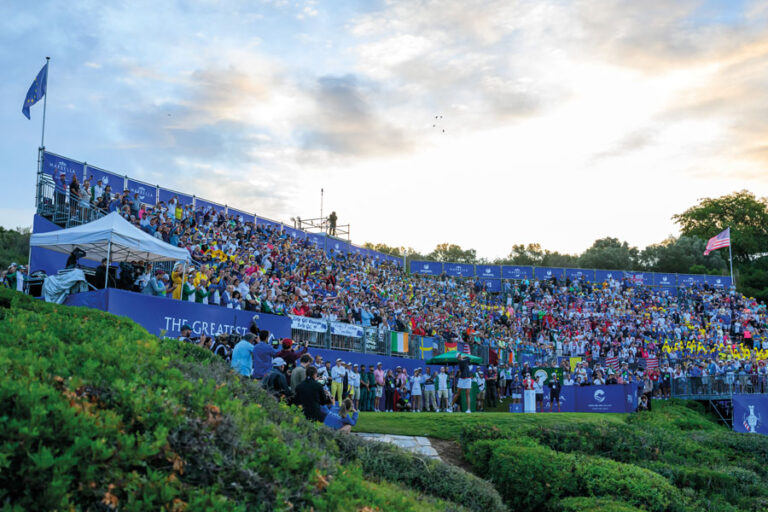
[671,375,768,399]
[36,178,106,229]
[288,322,492,363]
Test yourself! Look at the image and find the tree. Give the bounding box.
[0,226,30,270]
[427,243,477,264]
[638,236,727,274]
[362,242,404,257]
[672,190,768,263]
[579,237,639,270]
[502,244,544,265]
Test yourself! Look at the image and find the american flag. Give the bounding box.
[703,228,730,256]
[605,356,619,371]
[644,357,659,370]
[462,343,471,354]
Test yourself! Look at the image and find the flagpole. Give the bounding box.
[40,56,50,149]
[728,227,734,287]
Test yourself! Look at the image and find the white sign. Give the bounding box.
[290,315,327,333]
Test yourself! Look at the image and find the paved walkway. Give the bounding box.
[354,433,441,460]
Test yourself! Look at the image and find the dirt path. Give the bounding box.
[428,438,474,473]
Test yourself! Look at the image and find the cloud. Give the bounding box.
[299,74,410,157]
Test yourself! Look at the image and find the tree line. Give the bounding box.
[365,190,768,302]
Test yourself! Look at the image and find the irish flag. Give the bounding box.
[390,332,409,353]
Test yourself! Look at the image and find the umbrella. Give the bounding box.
[425,352,483,365]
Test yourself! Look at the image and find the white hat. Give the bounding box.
[272,357,286,367]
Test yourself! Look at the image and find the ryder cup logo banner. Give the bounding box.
[733,395,768,435]
[535,267,564,280]
[86,165,125,193]
[445,262,474,277]
[566,268,596,282]
[476,265,500,279]
[653,273,676,286]
[409,260,442,275]
[594,389,606,403]
[706,275,732,288]
[502,265,533,280]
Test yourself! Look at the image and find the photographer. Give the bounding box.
[263,357,291,399]
[178,324,194,343]
[294,366,332,422]
[252,330,280,380]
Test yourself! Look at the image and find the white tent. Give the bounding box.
[30,211,191,264]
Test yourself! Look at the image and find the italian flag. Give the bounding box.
[390,332,409,353]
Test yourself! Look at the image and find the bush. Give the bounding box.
[0,289,469,510]
[558,497,644,512]
[464,439,684,512]
[334,432,505,512]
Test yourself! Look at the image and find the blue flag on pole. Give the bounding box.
[22,62,48,119]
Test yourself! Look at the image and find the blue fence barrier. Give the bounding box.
[408,259,731,288]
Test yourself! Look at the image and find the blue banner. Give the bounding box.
[85,165,123,194]
[733,394,768,435]
[594,269,625,283]
[502,265,533,280]
[678,274,706,287]
[227,208,255,224]
[445,262,474,278]
[658,286,678,297]
[126,179,158,206]
[524,384,638,414]
[410,260,443,275]
[565,268,595,282]
[623,271,650,285]
[535,267,564,280]
[42,152,84,182]
[706,275,731,288]
[306,232,326,248]
[196,198,225,214]
[158,188,193,207]
[480,278,501,292]
[256,216,282,229]
[326,238,350,255]
[653,273,676,287]
[476,264,500,279]
[65,288,292,339]
[283,225,306,240]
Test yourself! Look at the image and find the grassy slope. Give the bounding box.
[0,289,503,512]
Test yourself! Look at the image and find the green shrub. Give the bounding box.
[558,496,644,512]
[0,288,470,510]
[334,432,505,512]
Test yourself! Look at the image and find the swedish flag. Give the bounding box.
[22,61,48,120]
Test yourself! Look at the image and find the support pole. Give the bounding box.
[104,242,112,289]
[41,57,50,149]
[181,262,187,301]
[728,229,735,287]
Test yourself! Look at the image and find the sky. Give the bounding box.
[2,0,768,259]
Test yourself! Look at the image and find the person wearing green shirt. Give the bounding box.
[359,365,370,411]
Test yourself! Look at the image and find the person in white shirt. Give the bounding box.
[349,364,361,409]
[563,372,574,386]
[410,369,423,412]
[331,359,345,403]
[474,371,486,411]
[437,367,451,412]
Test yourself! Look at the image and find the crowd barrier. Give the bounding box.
[36,151,403,266]
[671,377,768,399]
[409,260,732,290]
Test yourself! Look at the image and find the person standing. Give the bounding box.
[437,366,450,412]
[294,366,332,422]
[549,372,561,412]
[411,368,423,412]
[359,364,369,411]
[231,333,256,378]
[423,370,437,412]
[384,369,396,412]
[374,362,385,411]
[350,364,361,410]
[251,330,279,379]
[474,370,486,412]
[365,365,376,411]
[451,353,472,413]
[331,359,345,403]
[291,354,312,392]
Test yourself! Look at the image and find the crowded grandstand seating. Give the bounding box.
[26,151,768,387]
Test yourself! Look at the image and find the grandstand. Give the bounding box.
[25,149,768,424]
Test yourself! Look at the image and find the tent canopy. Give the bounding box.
[30,211,191,263]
